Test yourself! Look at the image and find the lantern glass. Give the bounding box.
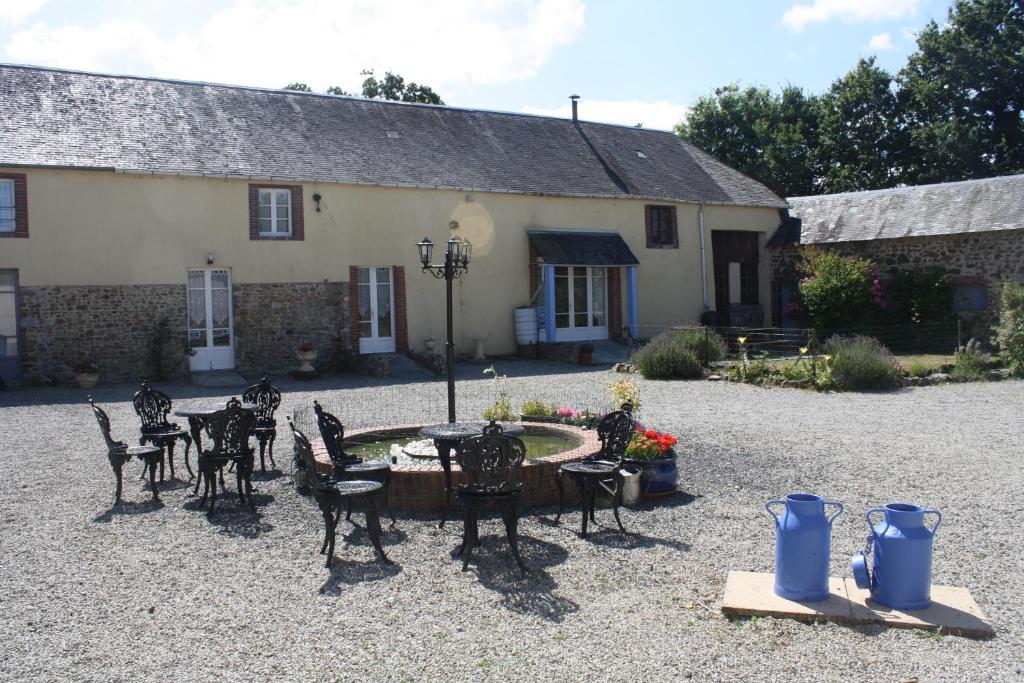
[447,235,462,263]
[462,239,473,266]
[417,237,434,268]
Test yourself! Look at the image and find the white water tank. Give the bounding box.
[514,307,539,345]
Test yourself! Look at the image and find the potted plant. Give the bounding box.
[296,341,317,374]
[578,342,594,366]
[74,361,100,389]
[520,399,558,423]
[622,426,679,499]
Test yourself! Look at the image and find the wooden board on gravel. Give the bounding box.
[721,571,994,639]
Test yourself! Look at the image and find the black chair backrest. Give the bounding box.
[132,380,178,434]
[593,402,637,464]
[89,396,125,453]
[287,417,332,493]
[313,401,361,468]
[242,377,281,427]
[203,397,256,458]
[455,421,526,493]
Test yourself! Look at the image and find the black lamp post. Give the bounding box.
[418,234,472,423]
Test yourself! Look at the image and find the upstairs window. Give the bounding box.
[258,188,292,235]
[248,184,304,240]
[645,204,678,248]
[0,180,14,232]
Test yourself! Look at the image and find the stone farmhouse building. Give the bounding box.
[0,64,786,384]
[769,174,1024,329]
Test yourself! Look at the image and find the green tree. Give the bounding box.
[325,85,350,96]
[796,248,883,331]
[283,82,312,92]
[816,58,906,193]
[675,83,819,197]
[898,0,1024,183]
[359,69,444,104]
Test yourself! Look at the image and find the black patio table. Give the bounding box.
[418,420,524,528]
[175,402,260,497]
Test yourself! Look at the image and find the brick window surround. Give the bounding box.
[248,184,304,240]
[0,173,28,238]
[349,265,408,353]
[645,204,678,248]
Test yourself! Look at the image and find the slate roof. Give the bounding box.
[785,174,1024,245]
[0,64,785,208]
[527,230,639,266]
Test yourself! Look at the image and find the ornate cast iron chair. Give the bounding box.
[287,418,391,568]
[242,376,282,473]
[89,397,163,503]
[454,421,529,574]
[313,400,395,526]
[196,397,257,518]
[555,402,636,538]
[132,380,193,480]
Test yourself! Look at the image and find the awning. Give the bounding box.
[527,230,639,267]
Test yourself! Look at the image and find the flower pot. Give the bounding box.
[623,453,678,499]
[296,350,317,374]
[424,339,436,352]
[75,372,100,389]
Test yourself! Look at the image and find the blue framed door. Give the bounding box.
[0,269,20,383]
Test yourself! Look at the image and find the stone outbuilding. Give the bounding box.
[768,174,1024,329]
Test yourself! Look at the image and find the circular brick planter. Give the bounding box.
[311,422,600,512]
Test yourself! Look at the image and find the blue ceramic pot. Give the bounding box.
[623,453,678,498]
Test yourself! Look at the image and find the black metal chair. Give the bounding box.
[242,376,282,473]
[314,400,395,526]
[196,397,257,518]
[89,397,163,503]
[132,380,193,480]
[555,402,637,537]
[454,420,529,574]
[288,418,391,568]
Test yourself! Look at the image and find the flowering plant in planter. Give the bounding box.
[75,361,100,375]
[297,342,316,353]
[625,426,678,460]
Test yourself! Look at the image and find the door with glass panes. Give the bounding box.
[551,266,608,341]
[187,269,235,371]
[0,270,19,382]
[357,267,395,354]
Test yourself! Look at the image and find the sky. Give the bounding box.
[0,0,955,131]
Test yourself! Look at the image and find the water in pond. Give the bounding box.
[345,431,575,461]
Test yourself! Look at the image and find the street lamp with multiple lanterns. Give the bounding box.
[417,235,472,423]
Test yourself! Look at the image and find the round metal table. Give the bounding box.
[418,420,524,528]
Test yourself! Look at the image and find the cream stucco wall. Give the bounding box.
[0,167,781,354]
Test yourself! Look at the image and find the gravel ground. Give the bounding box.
[1,365,1022,682]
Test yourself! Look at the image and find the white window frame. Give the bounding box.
[257,188,292,236]
[0,179,15,233]
[546,265,609,341]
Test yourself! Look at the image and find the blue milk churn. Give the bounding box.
[765,493,844,601]
[850,503,942,610]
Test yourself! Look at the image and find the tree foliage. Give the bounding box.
[677,0,1024,196]
[795,248,884,331]
[283,82,312,92]
[358,69,444,104]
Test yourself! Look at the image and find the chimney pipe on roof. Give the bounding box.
[570,94,580,123]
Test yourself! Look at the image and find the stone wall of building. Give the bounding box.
[769,229,1024,329]
[19,284,190,384]
[17,281,352,383]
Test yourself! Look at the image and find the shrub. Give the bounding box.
[906,360,932,378]
[634,338,703,380]
[824,335,902,390]
[993,280,1024,375]
[796,248,885,331]
[660,327,728,363]
[520,399,552,418]
[608,378,641,411]
[950,339,989,382]
[482,392,515,421]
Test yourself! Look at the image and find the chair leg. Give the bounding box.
[320,507,333,555]
[268,432,277,470]
[182,435,194,479]
[218,466,226,492]
[382,481,396,527]
[146,455,161,501]
[208,466,219,517]
[612,479,626,534]
[580,479,594,538]
[365,496,391,565]
[346,497,353,522]
[461,506,476,572]
[166,441,176,480]
[554,470,565,523]
[236,463,246,504]
[258,437,267,474]
[438,489,452,530]
[112,460,124,503]
[325,510,338,567]
[501,499,528,575]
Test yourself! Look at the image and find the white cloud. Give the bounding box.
[0,0,48,24]
[521,99,688,131]
[866,32,895,51]
[781,0,919,32]
[4,0,586,91]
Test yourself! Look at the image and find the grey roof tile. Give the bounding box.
[0,64,785,208]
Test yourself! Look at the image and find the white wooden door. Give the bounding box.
[552,266,608,341]
[357,266,396,354]
[187,269,235,371]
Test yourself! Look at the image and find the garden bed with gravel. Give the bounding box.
[0,368,1021,681]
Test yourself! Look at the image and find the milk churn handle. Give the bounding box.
[765,500,786,523]
[824,500,844,525]
[923,509,943,535]
[865,507,886,530]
